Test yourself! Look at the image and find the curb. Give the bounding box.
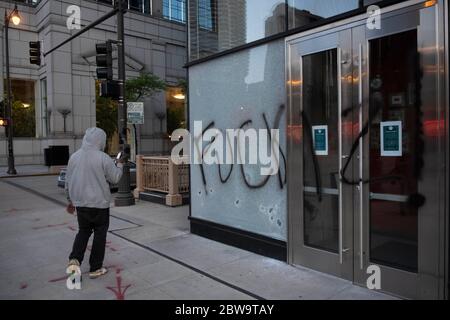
[0,173,59,179]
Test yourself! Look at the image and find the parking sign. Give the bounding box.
[127,102,144,125]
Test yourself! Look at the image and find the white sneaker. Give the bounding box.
[67,259,80,272]
[89,267,108,279]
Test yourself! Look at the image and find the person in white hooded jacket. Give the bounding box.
[65,127,123,279]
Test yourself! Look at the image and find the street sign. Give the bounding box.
[127,102,144,125]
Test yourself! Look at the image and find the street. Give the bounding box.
[0,175,395,300]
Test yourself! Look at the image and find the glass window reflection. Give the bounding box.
[189,0,286,60]
[288,0,359,29]
[189,0,365,61]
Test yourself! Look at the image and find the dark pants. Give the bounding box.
[69,207,110,272]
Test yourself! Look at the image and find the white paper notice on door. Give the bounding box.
[380,121,402,157]
[312,125,328,156]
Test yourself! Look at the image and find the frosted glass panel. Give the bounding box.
[189,40,287,241]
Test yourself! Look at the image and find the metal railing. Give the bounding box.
[134,155,189,206]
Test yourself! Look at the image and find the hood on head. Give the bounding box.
[81,127,107,151]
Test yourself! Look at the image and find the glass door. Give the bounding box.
[287,29,354,280]
[288,1,446,299]
[352,3,446,300]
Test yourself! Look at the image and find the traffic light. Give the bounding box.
[98,80,120,100]
[0,117,9,127]
[96,41,113,80]
[29,41,41,66]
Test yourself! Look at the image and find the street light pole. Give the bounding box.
[3,6,20,175]
[115,0,135,207]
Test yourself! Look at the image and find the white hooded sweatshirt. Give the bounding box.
[65,127,123,209]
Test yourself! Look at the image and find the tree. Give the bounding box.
[12,100,35,137]
[96,72,166,153]
[176,79,187,95]
[125,72,166,102]
[0,96,36,137]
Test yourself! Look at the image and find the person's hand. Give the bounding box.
[66,202,75,215]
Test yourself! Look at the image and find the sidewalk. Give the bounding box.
[0,165,56,178]
[0,176,397,300]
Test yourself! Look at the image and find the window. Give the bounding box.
[5,79,36,137]
[40,78,48,137]
[129,0,145,13]
[198,0,215,31]
[166,86,186,134]
[97,0,114,5]
[97,1,151,14]
[163,0,186,23]
[16,0,41,5]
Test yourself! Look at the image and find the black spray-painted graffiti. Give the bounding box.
[305,51,426,208]
[195,105,287,195]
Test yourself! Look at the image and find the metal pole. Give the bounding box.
[43,8,119,57]
[4,12,16,175]
[115,0,135,207]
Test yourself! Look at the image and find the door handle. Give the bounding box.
[358,43,364,270]
[338,47,344,265]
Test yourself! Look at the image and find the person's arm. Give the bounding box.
[104,155,124,185]
[65,159,75,214]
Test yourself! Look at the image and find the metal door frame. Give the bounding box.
[352,3,447,300]
[286,0,448,299]
[286,29,354,280]
[445,0,449,301]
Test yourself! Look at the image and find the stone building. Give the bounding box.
[0,0,187,165]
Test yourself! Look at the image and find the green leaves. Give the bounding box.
[12,100,35,137]
[96,72,166,153]
[125,72,166,102]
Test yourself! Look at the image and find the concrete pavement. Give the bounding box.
[0,175,396,300]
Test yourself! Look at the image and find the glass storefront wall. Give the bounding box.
[40,78,48,137]
[188,0,399,61]
[189,39,288,240]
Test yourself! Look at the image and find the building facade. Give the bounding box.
[187,0,449,299]
[0,0,186,165]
